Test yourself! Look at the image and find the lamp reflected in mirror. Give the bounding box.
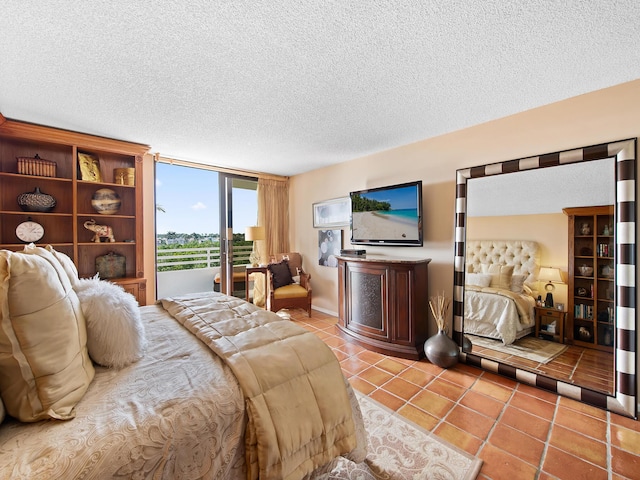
[538,266,564,307]
[245,226,265,266]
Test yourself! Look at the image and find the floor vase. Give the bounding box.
[424,329,460,368]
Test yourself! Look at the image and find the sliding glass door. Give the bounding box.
[154,161,257,300]
[218,174,258,298]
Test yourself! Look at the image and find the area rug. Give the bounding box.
[469,334,568,364]
[313,392,482,479]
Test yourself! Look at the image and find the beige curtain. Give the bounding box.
[257,177,290,260]
[252,177,290,306]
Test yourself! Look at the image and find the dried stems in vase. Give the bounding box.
[429,292,451,332]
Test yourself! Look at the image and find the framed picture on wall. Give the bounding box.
[318,229,342,267]
[313,197,351,228]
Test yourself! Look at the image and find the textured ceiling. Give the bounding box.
[1,1,639,176]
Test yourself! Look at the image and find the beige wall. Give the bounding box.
[289,79,640,333]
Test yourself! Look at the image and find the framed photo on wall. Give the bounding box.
[318,229,342,267]
[313,197,350,228]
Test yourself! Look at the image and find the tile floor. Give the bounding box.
[469,336,614,394]
[288,309,640,480]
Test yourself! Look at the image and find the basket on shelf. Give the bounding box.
[17,154,57,178]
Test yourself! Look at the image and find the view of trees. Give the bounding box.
[156,234,252,271]
[350,193,391,213]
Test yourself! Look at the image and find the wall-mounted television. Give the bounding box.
[350,180,423,246]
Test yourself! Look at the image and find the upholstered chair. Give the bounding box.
[267,252,312,317]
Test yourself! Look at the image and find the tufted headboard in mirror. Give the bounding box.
[465,240,540,285]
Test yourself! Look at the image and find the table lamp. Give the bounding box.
[245,226,265,266]
[539,266,564,307]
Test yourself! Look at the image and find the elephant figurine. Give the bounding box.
[84,219,115,243]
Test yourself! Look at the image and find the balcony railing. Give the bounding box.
[156,244,253,271]
[156,244,255,299]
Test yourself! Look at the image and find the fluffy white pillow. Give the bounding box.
[75,278,146,369]
[465,273,492,288]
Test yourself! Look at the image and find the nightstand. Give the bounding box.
[534,306,566,343]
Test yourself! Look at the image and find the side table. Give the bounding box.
[534,306,566,343]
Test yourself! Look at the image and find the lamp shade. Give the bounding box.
[538,267,564,284]
[245,226,265,241]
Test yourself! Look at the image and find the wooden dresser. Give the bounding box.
[336,255,431,359]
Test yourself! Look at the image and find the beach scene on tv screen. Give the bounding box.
[351,185,420,241]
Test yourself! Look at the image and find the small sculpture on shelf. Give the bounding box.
[84,219,115,243]
[580,223,591,235]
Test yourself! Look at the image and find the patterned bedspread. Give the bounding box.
[0,296,365,479]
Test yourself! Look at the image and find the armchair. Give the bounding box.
[267,252,312,317]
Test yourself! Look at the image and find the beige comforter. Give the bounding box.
[160,292,358,480]
[0,294,364,479]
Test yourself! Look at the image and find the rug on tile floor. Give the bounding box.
[311,391,482,480]
[469,334,568,364]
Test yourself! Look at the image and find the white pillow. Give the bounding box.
[75,278,147,369]
[465,273,492,288]
[510,274,527,293]
[481,264,514,290]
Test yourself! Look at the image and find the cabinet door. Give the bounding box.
[111,277,147,306]
[343,262,389,341]
[389,265,413,345]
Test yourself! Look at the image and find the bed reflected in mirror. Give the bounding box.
[453,138,637,418]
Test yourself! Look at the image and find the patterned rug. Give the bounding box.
[469,334,568,364]
[313,392,482,479]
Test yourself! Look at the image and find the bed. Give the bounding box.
[0,245,366,479]
[463,240,540,345]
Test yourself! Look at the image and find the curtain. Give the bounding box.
[257,177,289,260]
[252,177,289,306]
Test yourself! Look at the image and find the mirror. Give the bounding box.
[453,138,637,418]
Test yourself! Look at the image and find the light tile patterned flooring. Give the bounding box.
[287,309,640,480]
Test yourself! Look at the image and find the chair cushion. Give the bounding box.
[273,284,308,299]
[213,271,246,283]
[269,259,293,289]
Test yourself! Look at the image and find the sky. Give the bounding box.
[155,162,258,235]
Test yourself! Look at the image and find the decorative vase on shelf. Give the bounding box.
[91,188,121,215]
[424,329,460,368]
[17,187,56,212]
